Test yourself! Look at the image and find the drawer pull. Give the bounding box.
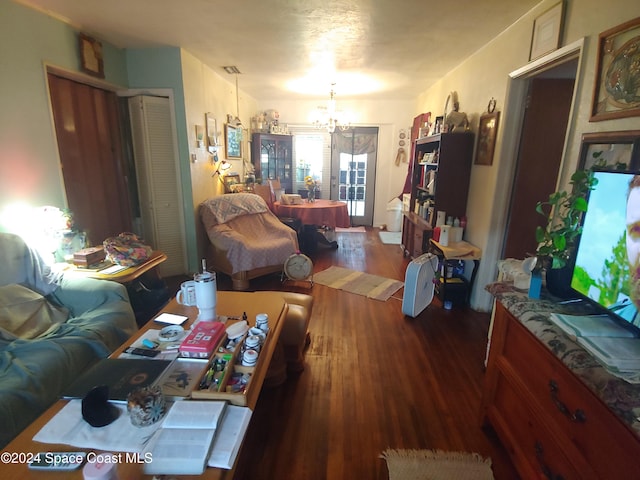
[535,441,566,480]
[549,379,586,423]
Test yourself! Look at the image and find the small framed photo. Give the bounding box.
[529,1,564,61]
[205,113,218,153]
[225,124,242,159]
[590,17,640,122]
[474,112,500,166]
[223,174,241,193]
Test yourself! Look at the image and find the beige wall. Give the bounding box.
[415,0,640,310]
[180,50,259,261]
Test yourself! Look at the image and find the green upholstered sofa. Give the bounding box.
[0,233,137,448]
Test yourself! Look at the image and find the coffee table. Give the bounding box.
[0,291,288,479]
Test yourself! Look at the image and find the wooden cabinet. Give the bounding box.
[251,133,293,193]
[403,133,474,257]
[481,302,640,479]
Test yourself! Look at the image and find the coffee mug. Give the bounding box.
[176,280,197,306]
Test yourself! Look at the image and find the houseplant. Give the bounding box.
[534,168,598,296]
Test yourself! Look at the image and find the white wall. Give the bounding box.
[415,0,640,311]
[263,98,414,227]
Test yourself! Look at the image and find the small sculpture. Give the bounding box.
[444,91,469,132]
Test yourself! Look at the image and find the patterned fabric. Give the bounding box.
[200,195,298,274]
[486,282,640,437]
[201,193,269,224]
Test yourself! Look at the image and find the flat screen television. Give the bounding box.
[569,170,640,334]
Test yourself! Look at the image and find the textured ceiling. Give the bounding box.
[18,0,541,100]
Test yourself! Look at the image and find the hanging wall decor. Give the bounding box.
[590,17,640,121]
[475,110,500,166]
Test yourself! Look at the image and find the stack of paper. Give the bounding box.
[549,313,640,371]
[143,401,226,475]
[577,336,640,371]
[549,313,637,340]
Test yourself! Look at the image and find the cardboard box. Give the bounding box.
[179,321,226,358]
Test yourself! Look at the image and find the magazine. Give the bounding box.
[549,313,637,340]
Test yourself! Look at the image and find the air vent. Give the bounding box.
[222,66,241,74]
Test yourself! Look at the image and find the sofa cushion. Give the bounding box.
[0,284,68,340]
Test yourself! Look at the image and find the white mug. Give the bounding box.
[176,280,197,306]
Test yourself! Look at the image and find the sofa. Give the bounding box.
[200,193,299,290]
[0,233,137,448]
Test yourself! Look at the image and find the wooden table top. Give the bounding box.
[0,291,288,479]
[59,250,167,284]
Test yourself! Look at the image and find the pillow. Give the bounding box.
[0,284,69,340]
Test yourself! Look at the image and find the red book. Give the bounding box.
[179,321,226,358]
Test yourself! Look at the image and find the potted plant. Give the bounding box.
[534,168,598,296]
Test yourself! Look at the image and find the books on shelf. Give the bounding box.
[549,313,637,340]
[143,400,227,475]
[208,405,253,469]
[61,358,172,402]
[549,313,640,371]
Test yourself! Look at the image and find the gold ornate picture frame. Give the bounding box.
[474,112,500,166]
[590,17,640,121]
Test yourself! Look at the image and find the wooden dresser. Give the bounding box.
[481,287,640,479]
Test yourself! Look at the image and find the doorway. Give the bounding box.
[502,66,578,259]
[330,127,379,226]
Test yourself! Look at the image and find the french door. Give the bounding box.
[330,127,378,226]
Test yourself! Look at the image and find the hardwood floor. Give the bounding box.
[172,228,519,480]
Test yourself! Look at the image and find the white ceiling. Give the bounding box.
[18,0,541,101]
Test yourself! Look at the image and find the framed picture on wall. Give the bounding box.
[474,112,500,166]
[79,33,104,78]
[578,130,640,171]
[529,1,565,61]
[590,17,640,121]
[225,124,242,159]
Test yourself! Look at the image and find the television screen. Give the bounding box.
[570,170,640,330]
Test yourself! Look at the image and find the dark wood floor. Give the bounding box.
[167,228,519,480]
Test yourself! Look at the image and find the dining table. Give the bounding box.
[273,199,350,229]
[273,199,350,251]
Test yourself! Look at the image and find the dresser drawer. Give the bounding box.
[492,373,588,479]
[501,308,640,478]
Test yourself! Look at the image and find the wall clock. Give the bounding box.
[283,252,314,285]
[79,33,104,78]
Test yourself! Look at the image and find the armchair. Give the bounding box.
[200,193,299,290]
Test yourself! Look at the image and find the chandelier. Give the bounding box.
[313,84,350,133]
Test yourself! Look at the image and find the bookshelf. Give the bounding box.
[402,132,474,257]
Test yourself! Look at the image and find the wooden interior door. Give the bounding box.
[48,73,132,245]
[502,78,575,260]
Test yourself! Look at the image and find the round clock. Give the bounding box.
[283,252,314,281]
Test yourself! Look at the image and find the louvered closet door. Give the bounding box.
[128,95,187,277]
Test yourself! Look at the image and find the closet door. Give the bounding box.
[128,95,187,276]
[48,73,132,244]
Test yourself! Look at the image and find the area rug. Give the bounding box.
[335,226,366,232]
[313,266,403,301]
[379,230,402,245]
[381,449,494,480]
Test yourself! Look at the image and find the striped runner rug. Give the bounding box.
[313,266,403,301]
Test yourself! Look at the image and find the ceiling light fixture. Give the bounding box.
[222,66,243,128]
[312,84,350,133]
